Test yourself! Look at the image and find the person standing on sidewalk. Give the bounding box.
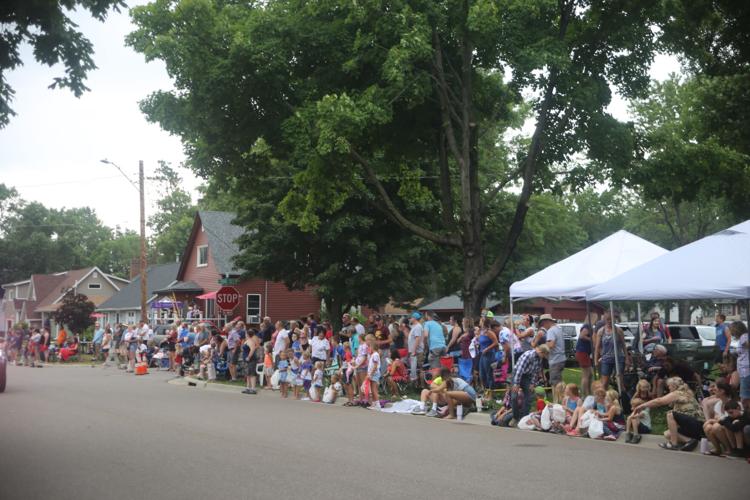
[423,311,447,368]
[714,314,731,364]
[92,322,104,362]
[540,314,565,387]
[407,313,425,384]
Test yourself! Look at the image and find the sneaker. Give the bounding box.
[625,432,633,443]
[411,406,426,415]
[242,389,252,394]
[248,389,257,394]
[438,406,450,418]
[728,448,745,459]
[426,408,439,418]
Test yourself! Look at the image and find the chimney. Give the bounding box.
[130,257,146,280]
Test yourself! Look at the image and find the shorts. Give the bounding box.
[575,351,592,368]
[428,347,447,368]
[548,362,565,385]
[229,348,240,364]
[370,372,381,383]
[599,358,624,377]
[245,361,258,375]
[637,423,651,434]
[740,374,750,400]
[463,386,477,400]
[278,372,288,384]
[102,348,110,354]
[311,357,326,366]
[167,344,176,352]
[128,343,138,353]
[342,369,353,385]
[672,412,704,440]
[303,380,312,391]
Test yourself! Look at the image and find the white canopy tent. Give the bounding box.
[509,230,668,301]
[585,223,750,302]
[507,230,667,382]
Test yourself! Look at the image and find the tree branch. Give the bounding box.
[351,149,461,248]
[432,29,464,167]
[475,0,574,293]
[438,128,456,227]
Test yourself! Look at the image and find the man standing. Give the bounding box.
[715,313,731,363]
[423,311,446,368]
[92,322,104,362]
[408,312,425,383]
[226,322,241,382]
[538,314,565,386]
[259,317,274,344]
[511,344,549,422]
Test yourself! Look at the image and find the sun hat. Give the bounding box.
[538,313,557,323]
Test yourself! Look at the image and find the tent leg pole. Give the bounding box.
[636,303,643,353]
[610,301,623,395]
[509,299,514,371]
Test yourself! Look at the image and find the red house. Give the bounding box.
[155,211,320,326]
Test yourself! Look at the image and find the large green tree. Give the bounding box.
[0,0,125,127]
[128,0,667,316]
[147,162,196,263]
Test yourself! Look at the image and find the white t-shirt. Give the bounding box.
[199,344,212,355]
[713,400,727,420]
[310,336,330,360]
[323,382,342,403]
[313,368,324,387]
[368,351,381,376]
[273,329,290,355]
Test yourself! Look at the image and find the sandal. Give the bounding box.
[659,442,683,451]
[702,450,723,457]
[343,402,354,407]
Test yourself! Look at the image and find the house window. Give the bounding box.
[88,283,101,289]
[197,245,208,267]
[246,294,261,324]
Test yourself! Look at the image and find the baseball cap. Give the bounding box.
[411,312,422,320]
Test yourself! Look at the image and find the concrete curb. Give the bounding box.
[166,377,711,455]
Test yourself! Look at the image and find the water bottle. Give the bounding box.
[457,404,464,421]
[475,397,483,412]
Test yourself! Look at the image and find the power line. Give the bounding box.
[14,175,123,188]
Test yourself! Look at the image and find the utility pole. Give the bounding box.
[101,158,148,324]
[139,160,148,323]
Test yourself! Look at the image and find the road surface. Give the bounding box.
[0,365,747,500]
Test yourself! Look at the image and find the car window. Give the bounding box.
[561,326,576,338]
[696,327,716,341]
[668,326,698,340]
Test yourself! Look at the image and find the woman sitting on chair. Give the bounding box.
[58,335,80,362]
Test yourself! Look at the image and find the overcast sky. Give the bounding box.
[0,2,681,233]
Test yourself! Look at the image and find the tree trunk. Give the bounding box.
[678,300,692,324]
[462,248,486,320]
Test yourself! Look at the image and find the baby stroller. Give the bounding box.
[214,355,229,380]
[178,346,199,376]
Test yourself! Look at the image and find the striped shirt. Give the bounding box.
[512,349,543,386]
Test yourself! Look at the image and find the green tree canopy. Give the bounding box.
[129,0,668,317]
[0,0,125,127]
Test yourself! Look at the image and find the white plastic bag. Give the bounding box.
[540,404,566,430]
[540,406,552,430]
[518,415,536,430]
[588,418,604,439]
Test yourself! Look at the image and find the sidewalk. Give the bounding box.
[169,376,705,455]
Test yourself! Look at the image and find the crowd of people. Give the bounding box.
[3,306,748,461]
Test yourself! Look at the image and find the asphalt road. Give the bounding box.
[0,365,747,500]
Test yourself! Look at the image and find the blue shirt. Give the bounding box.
[179,329,194,349]
[716,323,729,351]
[424,320,446,350]
[93,328,104,343]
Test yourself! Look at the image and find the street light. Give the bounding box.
[100,158,148,324]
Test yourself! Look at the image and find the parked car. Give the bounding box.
[695,324,740,351]
[661,325,714,371]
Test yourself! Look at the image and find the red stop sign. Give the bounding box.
[215,286,241,311]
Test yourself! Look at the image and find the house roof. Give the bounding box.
[152,280,203,295]
[98,263,180,311]
[23,273,68,319]
[177,211,245,279]
[419,294,502,312]
[34,267,127,313]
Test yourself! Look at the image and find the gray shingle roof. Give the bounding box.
[198,211,246,276]
[419,294,502,312]
[97,263,179,311]
[152,280,203,294]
